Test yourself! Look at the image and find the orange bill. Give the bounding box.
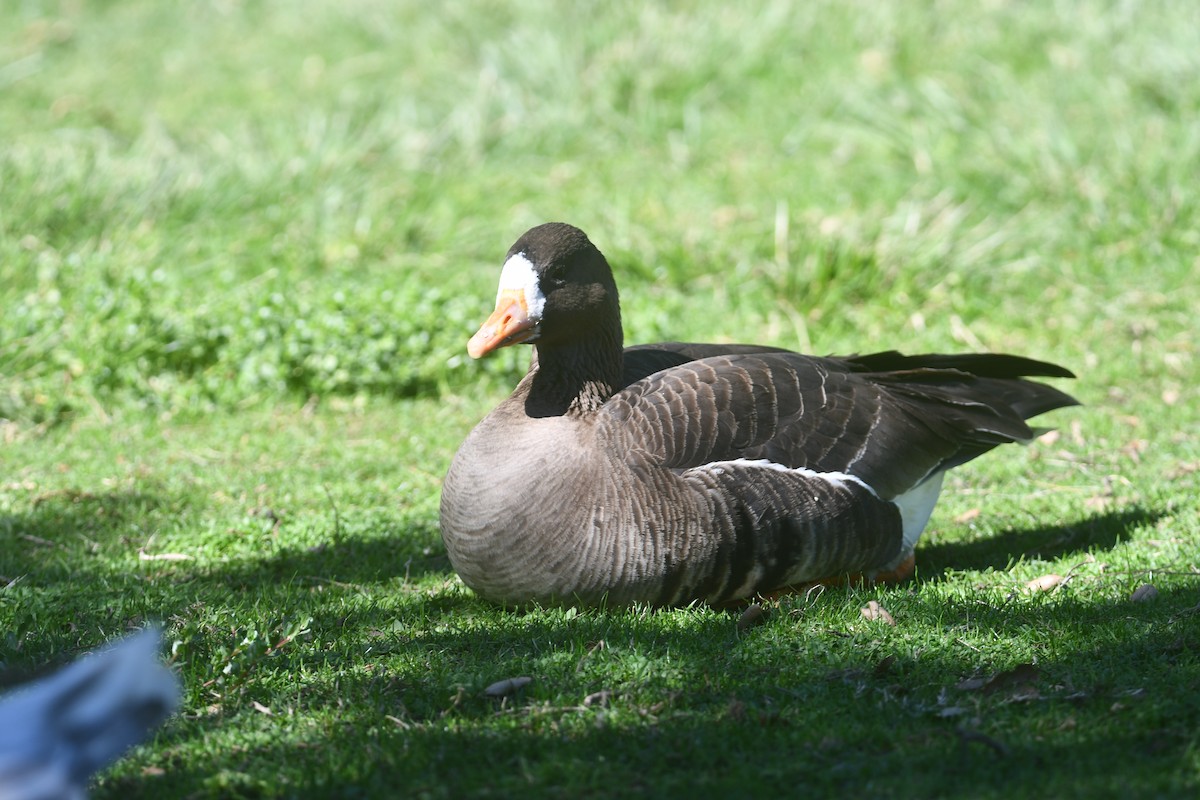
[467,288,539,358]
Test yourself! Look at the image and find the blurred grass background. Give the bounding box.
[1,1,1198,798]
[4,0,1195,421]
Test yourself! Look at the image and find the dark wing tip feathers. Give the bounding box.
[845,351,1080,423]
[844,350,1077,381]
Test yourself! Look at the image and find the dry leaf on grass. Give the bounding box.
[860,601,896,626]
[1036,429,1060,445]
[1026,573,1066,592]
[953,508,981,524]
[984,663,1040,694]
[1121,439,1148,462]
[957,663,1041,700]
[1166,461,1200,479]
[484,676,532,697]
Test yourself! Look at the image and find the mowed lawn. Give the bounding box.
[1,1,1198,798]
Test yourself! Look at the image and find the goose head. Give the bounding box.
[467,223,621,359]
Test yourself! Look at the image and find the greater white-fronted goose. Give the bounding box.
[441,223,1078,608]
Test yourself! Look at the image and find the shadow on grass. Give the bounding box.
[917,506,1160,578]
[0,486,448,589]
[5,488,1153,597]
[199,523,451,590]
[97,578,1200,799]
[185,506,1162,602]
[0,488,170,551]
[8,492,1191,797]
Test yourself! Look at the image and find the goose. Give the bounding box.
[440,223,1078,608]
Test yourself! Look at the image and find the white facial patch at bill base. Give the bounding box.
[497,253,547,321]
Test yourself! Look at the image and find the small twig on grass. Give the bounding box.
[575,640,606,673]
[81,389,112,425]
[31,489,98,507]
[955,726,1010,757]
[321,483,343,544]
[1058,556,1098,586]
[1101,569,1200,577]
[19,533,62,548]
[493,703,589,718]
[1169,602,1200,623]
[297,575,360,589]
[137,531,192,561]
[440,686,465,718]
[138,550,193,561]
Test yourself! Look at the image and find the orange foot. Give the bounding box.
[866,553,917,585]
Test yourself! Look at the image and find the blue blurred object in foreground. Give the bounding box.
[0,628,180,800]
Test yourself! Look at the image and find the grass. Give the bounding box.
[1,0,1198,797]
